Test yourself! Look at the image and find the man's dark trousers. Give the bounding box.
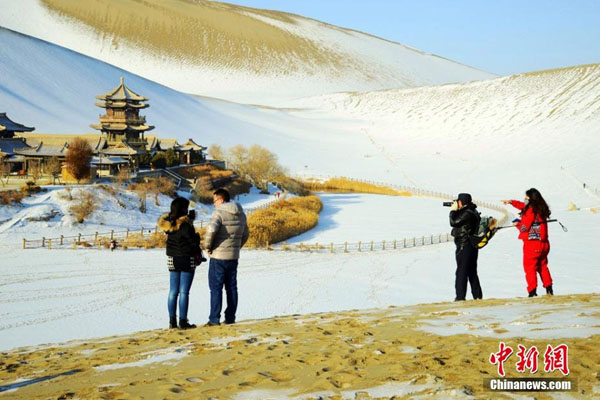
[208,258,239,324]
[455,244,482,300]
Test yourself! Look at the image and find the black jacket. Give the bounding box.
[157,214,201,258]
[449,204,481,249]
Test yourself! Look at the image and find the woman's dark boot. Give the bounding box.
[169,317,178,329]
[179,319,196,329]
[528,289,538,297]
[546,285,554,295]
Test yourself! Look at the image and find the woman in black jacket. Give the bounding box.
[158,197,201,329]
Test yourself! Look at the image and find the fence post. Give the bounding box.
[140,227,144,237]
[110,230,114,240]
[430,235,434,245]
[393,239,397,249]
[22,238,26,249]
[370,241,374,251]
[48,239,52,250]
[78,233,81,244]
[94,232,99,244]
[200,221,203,229]
[126,228,129,238]
[382,240,386,250]
[60,235,64,246]
[42,237,45,247]
[439,234,442,244]
[330,242,334,253]
[315,242,319,252]
[358,241,362,252]
[421,236,425,246]
[344,242,348,253]
[446,233,450,241]
[413,237,416,247]
[403,238,407,248]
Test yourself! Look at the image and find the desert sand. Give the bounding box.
[0,294,598,399]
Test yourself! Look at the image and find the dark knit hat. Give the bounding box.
[457,193,472,204]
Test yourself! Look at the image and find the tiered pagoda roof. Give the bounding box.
[91,77,154,135]
[94,77,149,108]
[0,113,35,138]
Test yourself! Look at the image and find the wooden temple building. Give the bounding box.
[0,78,205,180]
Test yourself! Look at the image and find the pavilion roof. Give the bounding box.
[101,142,144,156]
[15,133,107,152]
[177,138,204,151]
[0,138,30,156]
[0,113,35,133]
[95,77,148,102]
[15,142,68,157]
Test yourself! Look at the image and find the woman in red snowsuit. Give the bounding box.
[502,188,553,297]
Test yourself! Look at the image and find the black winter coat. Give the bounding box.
[157,214,201,263]
[449,205,481,249]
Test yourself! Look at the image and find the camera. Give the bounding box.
[188,209,196,221]
[442,201,453,207]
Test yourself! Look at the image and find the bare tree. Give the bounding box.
[46,157,63,185]
[0,159,10,187]
[208,143,224,161]
[28,163,42,184]
[66,138,93,183]
[225,144,285,193]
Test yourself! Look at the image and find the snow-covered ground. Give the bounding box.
[0,184,277,239]
[0,197,597,350]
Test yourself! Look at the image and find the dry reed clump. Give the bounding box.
[0,190,25,205]
[177,165,233,181]
[69,191,98,223]
[0,181,45,205]
[304,177,411,196]
[246,196,322,248]
[120,232,167,249]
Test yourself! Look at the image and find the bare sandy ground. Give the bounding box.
[0,294,598,399]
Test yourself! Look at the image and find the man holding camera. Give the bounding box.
[449,193,482,301]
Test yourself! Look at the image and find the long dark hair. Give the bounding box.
[522,188,551,220]
[169,197,189,223]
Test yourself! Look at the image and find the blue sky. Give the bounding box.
[225,0,600,76]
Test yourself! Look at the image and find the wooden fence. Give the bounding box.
[21,179,508,252]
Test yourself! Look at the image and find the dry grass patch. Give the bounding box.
[304,177,411,196]
[176,165,233,181]
[246,196,322,248]
[70,191,99,223]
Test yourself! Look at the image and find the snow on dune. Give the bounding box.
[0,0,494,105]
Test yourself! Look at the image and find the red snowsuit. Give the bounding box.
[510,200,552,293]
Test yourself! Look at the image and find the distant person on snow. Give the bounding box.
[204,189,249,326]
[449,193,483,301]
[502,188,553,297]
[158,197,202,330]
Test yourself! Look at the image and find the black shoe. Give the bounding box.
[179,319,196,329]
[169,317,178,329]
[205,322,220,327]
[546,285,554,295]
[454,298,465,302]
[528,289,538,297]
[224,321,235,325]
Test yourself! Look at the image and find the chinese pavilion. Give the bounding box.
[90,77,154,148]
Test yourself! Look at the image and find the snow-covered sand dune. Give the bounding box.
[0,0,494,105]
